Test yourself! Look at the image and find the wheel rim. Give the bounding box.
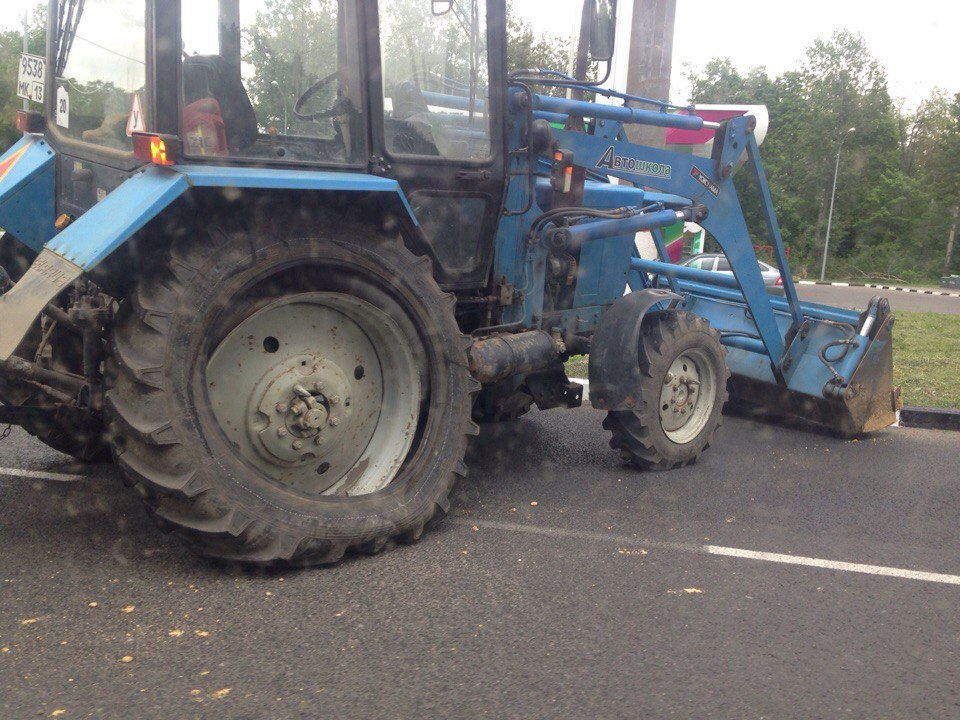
[658,349,717,444]
[204,292,422,496]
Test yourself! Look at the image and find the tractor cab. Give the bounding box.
[40,0,507,286]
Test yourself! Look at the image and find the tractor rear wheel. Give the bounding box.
[603,310,729,470]
[106,221,476,565]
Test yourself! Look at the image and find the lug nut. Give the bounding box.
[292,440,303,450]
[330,417,340,427]
[291,405,303,416]
[330,395,341,406]
[314,435,324,445]
[275,403,287,413]
[313,382,324,392]
[277,427,288,437]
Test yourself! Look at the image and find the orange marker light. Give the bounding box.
[15,110,45,134]
[150,136,170,165]
[132,132,180,167]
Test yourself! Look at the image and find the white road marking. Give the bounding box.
[0,467,86,483]
[798,280,816,285]
[706,545,960,585]
[453,519,960,586]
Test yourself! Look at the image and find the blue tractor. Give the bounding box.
[0,0,899,564]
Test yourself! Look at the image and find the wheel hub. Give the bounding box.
[659,352,714,443]
[205,292,421,496]
[250,358,353,464]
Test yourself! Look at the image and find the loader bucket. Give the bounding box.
[725,312,902,437]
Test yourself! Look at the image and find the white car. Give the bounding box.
[681,253,785,295]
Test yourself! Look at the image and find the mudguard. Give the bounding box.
[0,161,420,360]
[588,288,681,411]
[0,135,57,251]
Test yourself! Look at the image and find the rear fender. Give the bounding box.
[588,288,681,411]
[0,135,57,251]
[0,164,419,360]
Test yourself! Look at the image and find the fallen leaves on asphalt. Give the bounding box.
[667,587,704,596]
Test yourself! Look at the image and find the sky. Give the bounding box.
[6,0,957,110]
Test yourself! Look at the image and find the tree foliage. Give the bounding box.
[0,6,45,150]
[686,31,959,281]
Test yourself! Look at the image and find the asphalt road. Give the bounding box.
[2,408,960,719]
[797,282,960,314]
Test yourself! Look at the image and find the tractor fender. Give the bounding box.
[0,163,420,361]
[588,288,681,411]
[0,136,58,251]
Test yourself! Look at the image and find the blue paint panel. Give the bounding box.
[0,136,57,251]
[45,164,421,271]
[534,178,647,210]
[179,165,419,225]
[46,167,190,268]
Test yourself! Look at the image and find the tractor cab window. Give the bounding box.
[378,0,492,161]
[180,0,365,165]
[54,0,148,152]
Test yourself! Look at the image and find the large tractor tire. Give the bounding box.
[603,310,729,470]
[105,220,476,565]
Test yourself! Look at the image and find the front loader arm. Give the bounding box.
[551,115,793,376]
[517,91,898,435]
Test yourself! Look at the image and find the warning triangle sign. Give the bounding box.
[126,94,146,137]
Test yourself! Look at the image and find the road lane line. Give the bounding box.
[705,545,960,585]
[0,467,87,483]
[452,518,960,586]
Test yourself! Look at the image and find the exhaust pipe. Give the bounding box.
[469,331,563,384]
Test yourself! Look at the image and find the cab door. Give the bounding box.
[367,0,507,290]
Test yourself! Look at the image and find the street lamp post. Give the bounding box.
[820,127,856,282]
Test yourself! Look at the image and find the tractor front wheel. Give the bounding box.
[603,310,729,470]
[106,220,475,565]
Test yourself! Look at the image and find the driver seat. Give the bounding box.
[183,55,259,154]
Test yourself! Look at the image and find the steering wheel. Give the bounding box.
[294,71,345,121]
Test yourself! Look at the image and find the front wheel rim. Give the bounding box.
[204,292,422,497]
[658,349,717,444]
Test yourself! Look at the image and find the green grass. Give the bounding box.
[565,355,588,380]
[892,311,960,409]
[564,310,960,410]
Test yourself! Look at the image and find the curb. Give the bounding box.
[796,280,960,298]
[899,407,960,432]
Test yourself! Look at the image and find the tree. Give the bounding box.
[929,93,960,276]
[0,6,46,150]
[683,31,936,280]
[506,2,569,76]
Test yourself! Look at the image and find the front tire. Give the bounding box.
[603,310,729,470]
[106,220,476,565]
